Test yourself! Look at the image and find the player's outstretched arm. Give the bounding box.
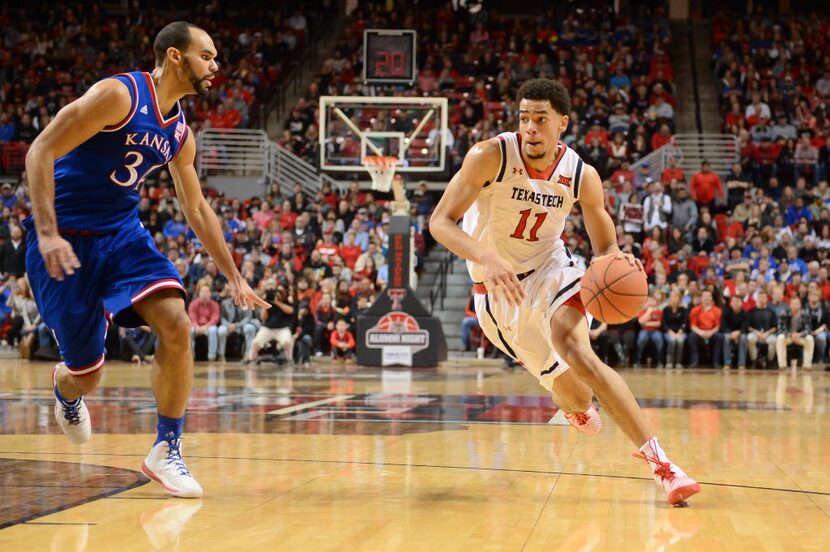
[430,139,524,306]
[169,132,269,311]
[26,79,131,280]
[579,164,642,270]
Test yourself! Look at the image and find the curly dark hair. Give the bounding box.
[516,79,571,116]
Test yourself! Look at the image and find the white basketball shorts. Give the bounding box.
[474,247,591,391]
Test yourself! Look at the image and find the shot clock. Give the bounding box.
[363,29,417,84]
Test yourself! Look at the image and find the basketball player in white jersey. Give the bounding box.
[431,79,700,505]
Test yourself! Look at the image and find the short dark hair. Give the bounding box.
[516,79,571,116]
[154,21,201,66]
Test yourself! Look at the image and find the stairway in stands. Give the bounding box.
[415,245,471,354]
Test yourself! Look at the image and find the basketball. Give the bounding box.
[580,255,648,325]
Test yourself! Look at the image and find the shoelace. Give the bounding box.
[632,450,675,481]
[62,400,83,425]
[567,412,590,425]
[164,439,192,476]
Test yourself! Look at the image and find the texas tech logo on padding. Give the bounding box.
[387,288,406,310]
[366,311,430,366]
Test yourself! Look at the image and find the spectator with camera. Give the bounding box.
[245,281,295,366]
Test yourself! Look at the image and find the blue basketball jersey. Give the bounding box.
[52,71,189,232]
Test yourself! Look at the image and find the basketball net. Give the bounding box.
[364,156,409,215]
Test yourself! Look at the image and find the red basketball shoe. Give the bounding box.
[565,405,602,435]
[634,449,701,506]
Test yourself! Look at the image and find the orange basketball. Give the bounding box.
[579,255,648,325]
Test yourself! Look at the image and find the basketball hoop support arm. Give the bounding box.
[399,108,436,157]
[333,108,384,157]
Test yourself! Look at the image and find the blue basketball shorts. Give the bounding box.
[24,219,185,376]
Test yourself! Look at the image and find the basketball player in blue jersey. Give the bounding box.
[24,21,269,498]
[431,79,700,505]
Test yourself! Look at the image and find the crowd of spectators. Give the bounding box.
[0,167,424,366]
[617,10,830,369]
[281,2,677,181]
[448,6,830,369]
[0,1,316,172]
[5,2,828,369]
[712,11,830,190]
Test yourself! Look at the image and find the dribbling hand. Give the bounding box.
[592,251,644,273]
[38,234,81,281]
[227,278,271,310]
[482,250,525,307]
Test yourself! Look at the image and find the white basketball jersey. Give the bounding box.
[462,132,585,283]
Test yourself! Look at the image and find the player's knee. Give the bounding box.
[68,368,103,394]
[157,312,192,347]
[558,338,603,383]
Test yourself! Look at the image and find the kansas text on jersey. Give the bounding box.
[52,71,189,232]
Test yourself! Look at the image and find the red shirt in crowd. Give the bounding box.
[651,132,673,150]
[722,221,745,241]
[752,142,780,165]
[661,167,685,183]
[280,211,297,231]
[316,242,339,260]
[188,299,220,327]
[330,329,356,351]
[690,171,724,205]
[338,244,362,269]
[637,306,663,332]
[689,304,722,331]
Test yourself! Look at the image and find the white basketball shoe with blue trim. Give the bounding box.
[142,439,203,498]
[53,363,92,445]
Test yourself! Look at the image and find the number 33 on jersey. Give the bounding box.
[461,131,585,282]
[53,71,189,233]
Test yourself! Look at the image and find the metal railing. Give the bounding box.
[196,128,347,196]
[196,129,269,179]
[629,142,684,183]
[670,134,740,176]
[629,134,739,181]
[266,143,347,197]
[428,249,456,314]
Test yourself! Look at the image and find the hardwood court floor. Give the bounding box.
[1,358,829,551]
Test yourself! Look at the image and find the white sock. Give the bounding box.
[639,436,670,464]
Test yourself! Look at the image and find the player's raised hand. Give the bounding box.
[227,278,270,310]
[482,249,525,307]
[38,235,81,281]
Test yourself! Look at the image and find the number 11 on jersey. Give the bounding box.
[510,209,547,242]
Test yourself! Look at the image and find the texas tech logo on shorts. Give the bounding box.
[365,311,430,366]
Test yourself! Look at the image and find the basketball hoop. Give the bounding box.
[363,156,399,193]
